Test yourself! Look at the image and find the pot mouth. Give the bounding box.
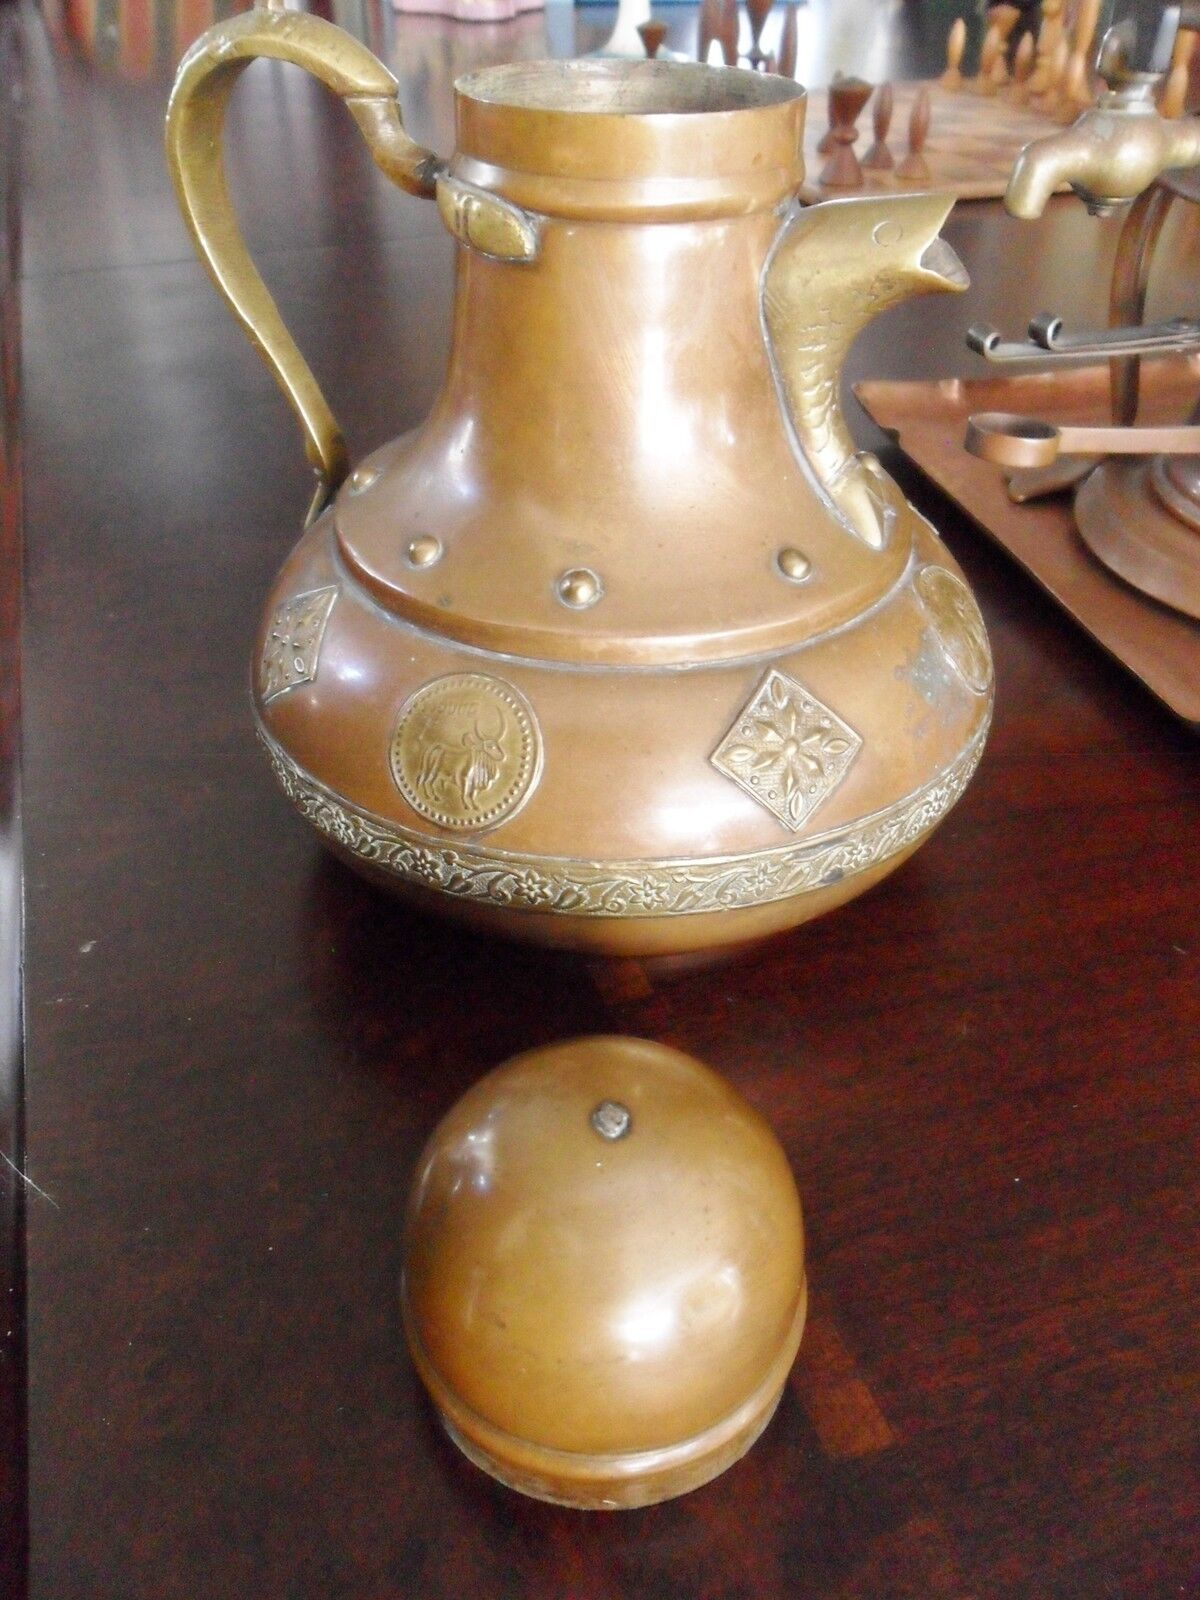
[450,60,806,219]
[456,59,805,118]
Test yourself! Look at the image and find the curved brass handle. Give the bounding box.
[166,2,443,521]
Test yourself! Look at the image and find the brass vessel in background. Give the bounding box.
[167,9,993,959]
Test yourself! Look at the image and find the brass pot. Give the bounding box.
[167,14,992,959]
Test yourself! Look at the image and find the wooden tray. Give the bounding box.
[856,360,1200,727]
[802,81,1064,204]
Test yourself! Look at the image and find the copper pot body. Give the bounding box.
[169,27,993,958]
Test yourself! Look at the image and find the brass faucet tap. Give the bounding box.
[1005,16,1200,218]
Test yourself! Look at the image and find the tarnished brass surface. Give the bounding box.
[170,13,993,957]
[401,1037,806,1507]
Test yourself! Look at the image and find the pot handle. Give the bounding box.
[165,2,443,524]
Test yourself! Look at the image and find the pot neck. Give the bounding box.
[451,60,807,223]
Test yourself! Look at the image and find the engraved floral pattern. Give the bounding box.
[257,712,988,919]
[709,669,863,832]
[260,586,338,702]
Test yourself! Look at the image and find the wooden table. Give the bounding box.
[5,2,1199,1595]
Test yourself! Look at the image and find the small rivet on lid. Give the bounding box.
[348,465,380,495]
[590,1100,632,1141]
[776,547,812,583]
[406,535,443,569]
[557,568,603,610]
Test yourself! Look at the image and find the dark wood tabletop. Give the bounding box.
[5,0,1199,1595]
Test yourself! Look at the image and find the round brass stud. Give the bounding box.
[406,535,443,569]
[557,568,603,610]
[590,1100,632,1141]
[348,465,380,495]
[776,547,812,583]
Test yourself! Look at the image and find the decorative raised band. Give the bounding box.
[258,713,989,919]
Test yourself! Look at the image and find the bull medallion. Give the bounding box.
[390,674,542,833]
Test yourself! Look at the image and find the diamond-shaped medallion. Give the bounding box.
[260,585,338,703]
[710,669,862,832]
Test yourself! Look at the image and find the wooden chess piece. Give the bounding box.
[988,5,1021,92]
[1160,56,1191,120]
[697,0,718,66]
[775,2,797,79]
[1028,0,1066,98]
[940,17,967,91]
[1032,33,1069,115]
[818,75,872,187]
[1010,30,1035,102]
[817,70,842,153]
[895,85,932,182]
[972,21,1001,95]
[745,0,774,69]
[715,0,738,65]
[1158,23,1198,119]
[862,83,895,170]
[1057,0,1101,118]
[638,19,668,57]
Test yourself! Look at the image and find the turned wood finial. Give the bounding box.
[862,82,895,170]
[941,17,967,90]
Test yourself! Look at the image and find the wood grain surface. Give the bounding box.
[9,1,1200,1597]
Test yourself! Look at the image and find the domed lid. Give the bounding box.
[401,1037,805,1499]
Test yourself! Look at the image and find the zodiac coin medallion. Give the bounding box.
[916,566,993,696]
[390,674,542,833]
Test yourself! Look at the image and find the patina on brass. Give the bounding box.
[401,1036,806,1508]
[168,10,993,959]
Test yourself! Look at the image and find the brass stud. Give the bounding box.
[590,1100,632,1141]
[776,547,813,583]
[557,568,603,610]
[348,465,380,495]
[406,535,443,569]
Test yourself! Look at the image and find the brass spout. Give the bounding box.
[763,193,968,549]
[1006,95,1200,219]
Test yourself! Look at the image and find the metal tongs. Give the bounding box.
[966,313,1200,364]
